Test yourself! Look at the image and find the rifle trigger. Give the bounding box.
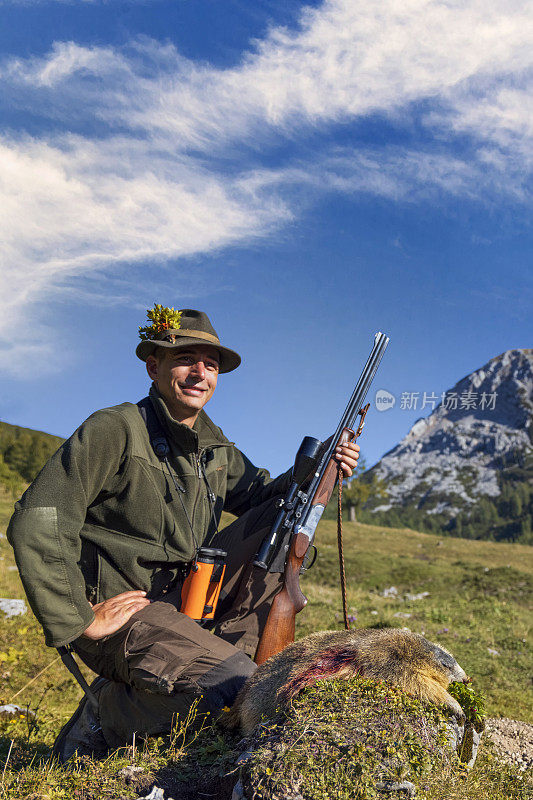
[301,545,318,572]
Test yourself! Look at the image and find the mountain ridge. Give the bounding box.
[362,348,532,543]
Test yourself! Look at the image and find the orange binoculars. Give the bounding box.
[180,547,227,622]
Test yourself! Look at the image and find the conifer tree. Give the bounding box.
[341,458,386,523]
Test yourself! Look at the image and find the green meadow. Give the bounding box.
[0,491,531,798]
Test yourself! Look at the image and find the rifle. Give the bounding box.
[253,331,390,665]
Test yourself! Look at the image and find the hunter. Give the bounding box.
[7,307,360,760]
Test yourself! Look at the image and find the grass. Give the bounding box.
[0,497,531,798]
[242,678,531,800]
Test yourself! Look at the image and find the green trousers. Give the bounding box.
[73,499,283,748]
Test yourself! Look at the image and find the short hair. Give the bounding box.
[152,345,169,361]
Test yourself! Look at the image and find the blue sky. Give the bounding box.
[0,0,531,477]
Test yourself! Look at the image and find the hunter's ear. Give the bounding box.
[146,355,159,381]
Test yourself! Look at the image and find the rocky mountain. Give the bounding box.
[362,349,533,543]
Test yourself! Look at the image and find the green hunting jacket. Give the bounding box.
[7,386,291,647]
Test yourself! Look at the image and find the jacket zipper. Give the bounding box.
[190,443,231,546]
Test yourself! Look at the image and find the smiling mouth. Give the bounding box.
[180,384,207,395]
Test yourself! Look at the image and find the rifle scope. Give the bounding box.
[253,436,322,569]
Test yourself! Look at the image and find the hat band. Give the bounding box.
[158,328,221,346]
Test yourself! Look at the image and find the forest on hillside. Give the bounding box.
[357,482,533,545]
[319,451,533,545]
[0,421,64,495]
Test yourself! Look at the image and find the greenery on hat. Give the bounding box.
[138,304,182,341]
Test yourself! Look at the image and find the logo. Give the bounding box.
[375,389,396,412]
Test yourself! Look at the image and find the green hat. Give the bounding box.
[136,307,241,373]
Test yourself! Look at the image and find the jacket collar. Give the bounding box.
[148,384,226,450]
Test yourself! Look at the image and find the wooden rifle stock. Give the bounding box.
[254,427,355,665]
[254,530,308,665]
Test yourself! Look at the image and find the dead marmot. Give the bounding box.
[226,628,467,735]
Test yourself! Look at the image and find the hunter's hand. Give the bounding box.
[333,440,360,478]
[82,590,150,640]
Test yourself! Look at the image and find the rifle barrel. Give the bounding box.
[344,332,389,429]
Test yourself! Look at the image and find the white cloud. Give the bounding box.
[0,133,291,370]
[442,84,533,168]
[0,0,531,373]
[6,0,530,151]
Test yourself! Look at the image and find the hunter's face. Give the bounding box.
[147,345,220,423]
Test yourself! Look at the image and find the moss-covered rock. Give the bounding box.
[239,677,467,799]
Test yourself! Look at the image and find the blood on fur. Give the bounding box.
[279,646,361,700]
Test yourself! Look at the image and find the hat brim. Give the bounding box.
[136,336,241,373]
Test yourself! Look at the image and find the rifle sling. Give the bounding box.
[337,466,350,631]
[57,645,101,716]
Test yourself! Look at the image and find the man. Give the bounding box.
[7,308,360,760]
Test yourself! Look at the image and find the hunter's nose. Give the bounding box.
[190,359,206,380]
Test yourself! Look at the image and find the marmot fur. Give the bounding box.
[226,628,467,735]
